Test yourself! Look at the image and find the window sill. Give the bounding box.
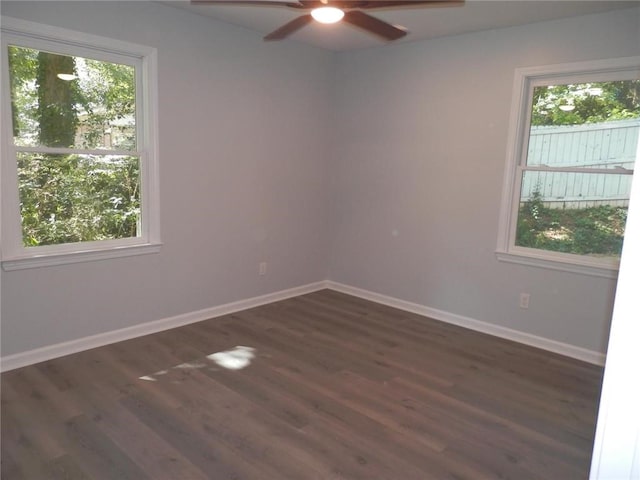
[2,242,162,271]
[496,250,619,279]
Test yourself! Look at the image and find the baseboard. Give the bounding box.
[1,279,606,371]
[0,281,328,372]
[326,281,606,366]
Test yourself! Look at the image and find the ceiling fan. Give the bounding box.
[191,1,461,41]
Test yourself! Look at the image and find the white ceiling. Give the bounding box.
[162,0,638,51]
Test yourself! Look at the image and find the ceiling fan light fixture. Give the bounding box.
[311,6,345,24]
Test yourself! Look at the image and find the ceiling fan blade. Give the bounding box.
[264,14,314,40]
[343,10,407,40]
[191,0,461,9]
[328,0,459,7]
[353,1,460,7]
[191,1,305,8]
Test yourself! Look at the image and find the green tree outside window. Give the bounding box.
[8,45,140,247]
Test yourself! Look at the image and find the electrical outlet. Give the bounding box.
[519,293,530,309]
[259,262,267,276]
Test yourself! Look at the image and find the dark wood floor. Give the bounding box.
[1,289,603,479]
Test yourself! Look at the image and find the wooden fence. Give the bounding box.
[521,118,638,208]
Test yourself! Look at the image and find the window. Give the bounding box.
[497,57,640,278]
[1,18,159,269]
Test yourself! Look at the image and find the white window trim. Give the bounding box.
[496,56,640,279]
[1,17,160,271]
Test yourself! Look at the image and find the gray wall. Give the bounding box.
[0,1,333,356]
[1,2,638,359]
[328,6,640,353]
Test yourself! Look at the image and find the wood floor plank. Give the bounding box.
[1,379,68,463]
[45,454,92,480]
[1,289,603,479]
[118,389,267,480]
[60,414,150,480]
[0,449,26,480]
[73,383,211,479]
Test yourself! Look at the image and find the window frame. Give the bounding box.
[496,56,640,279]
[1,17,160,270]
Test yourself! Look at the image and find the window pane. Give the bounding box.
[8,45,136,150]
[530,81,640,130]
[527,81,639,169]
[17,153,140,246]
[527,119,639,169]
[514,79,639,260]
[516,170,629,257]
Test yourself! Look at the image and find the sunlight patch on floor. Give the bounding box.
[207,346,255,370]
[138,346,256,382]
[174,361,207,370]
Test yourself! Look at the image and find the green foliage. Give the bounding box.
[7,46,38,138]
[531,81,640,126]
[18,154,140,246]
[77,59,136,150]
[516,191,627,257]
[9,46,139,247]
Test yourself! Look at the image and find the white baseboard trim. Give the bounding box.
[326,281,606,366]
[1,279,605,371]
[0,281,328,372]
